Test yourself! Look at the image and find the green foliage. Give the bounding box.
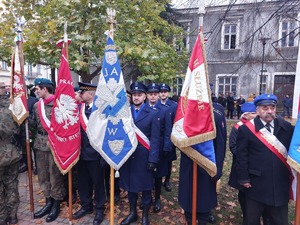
[0,0,188,83]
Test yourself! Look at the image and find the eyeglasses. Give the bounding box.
[0,86,6,89]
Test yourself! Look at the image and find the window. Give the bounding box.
[217,75,238,96]
[222,24,238,50]
[27,64,33,77]
[280,20,296,47]
[1,61,8,70]
[37,64,41,74]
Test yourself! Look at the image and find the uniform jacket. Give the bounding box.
[32,99,53,152]
[0,95,22,167]
[153,100,170,178]
[79,104,102,161]
[178,102,227,212]
[236,116,294,206]
[120,103,160,192]
[161,98,177,161]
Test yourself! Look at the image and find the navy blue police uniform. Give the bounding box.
[178,102,227,225]
[73,82,106,225]
[159,83,178,192]
[119,82,160,225]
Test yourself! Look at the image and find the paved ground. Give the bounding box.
[18,171,128,225]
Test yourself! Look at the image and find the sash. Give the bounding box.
[37,99,51,134]
[245,119,295,199]
[134,124,150,151]
[79,104,88,132]
[234,121,243,130]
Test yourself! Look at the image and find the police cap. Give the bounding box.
[147,83,160,93]
[241,102,256,113]
[78,82,97,92]
[130,82,147,94]
[159,83,171,92]
[254,94,278,106]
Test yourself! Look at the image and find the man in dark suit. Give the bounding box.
[72,82,106,225]
[236,94,294,225]
[178,102,227,225]
[119,82,160,225]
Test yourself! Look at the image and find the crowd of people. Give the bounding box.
[0,78,296,225]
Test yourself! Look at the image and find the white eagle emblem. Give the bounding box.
[54,94,79,129]
[13,75,23,91]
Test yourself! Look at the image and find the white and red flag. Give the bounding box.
[48,42,81,174]
[171,32,217,176]
[9,36,28,125]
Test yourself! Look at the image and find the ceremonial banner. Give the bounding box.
[171,32,217,177]
[87,35,137,171]
[9,37,28,125]
[287,96,300,176]
[48,44,81,174]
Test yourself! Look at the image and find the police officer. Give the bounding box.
[145,83,170,213]
[31,78,66,222]
[72,82,106,225]
[0,82,22,225]
[119,82,160,225]
[178,102,227,225]
[159,83,177,192]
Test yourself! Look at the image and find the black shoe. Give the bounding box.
[153,198,161,213]
[34,197,53,219]
[18,162,27,173]
[46,200,61,223]
[73,208,93,220]
[208,215,215,224]
[93,211,104,225]
[164,181,172,192]
[120,210,138,225]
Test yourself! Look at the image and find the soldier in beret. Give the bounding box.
[0,82,22,225]
[31,78,66,222]
[72,82,106,225]
[236,94,294,225]
[119,82,160,225]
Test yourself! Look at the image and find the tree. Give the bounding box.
[0,0,188,84]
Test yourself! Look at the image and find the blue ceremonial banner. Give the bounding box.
[86,35,138,171]
[287,96,300,174]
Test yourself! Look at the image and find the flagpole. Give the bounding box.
[61,21,74,225]
[14,15,35,218]
[106,8,117,225]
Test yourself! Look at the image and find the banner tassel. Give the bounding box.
[115,170,120,178]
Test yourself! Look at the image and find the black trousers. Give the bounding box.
[245,197,288,225]
[77,160,106,212]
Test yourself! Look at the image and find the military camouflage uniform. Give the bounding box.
[0,95,22,224]
[31,100,65,201]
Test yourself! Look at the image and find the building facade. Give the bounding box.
[175,1,299,110]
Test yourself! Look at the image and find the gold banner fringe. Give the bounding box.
[12,111,29,126]
[171,130,216,149]
[180,146,217,177]
[287,156,300,174]
[48,141,80,175]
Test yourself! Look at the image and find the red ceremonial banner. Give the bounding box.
[48,46,81,174]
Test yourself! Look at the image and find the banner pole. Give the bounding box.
[295,173,300,224]
[192,162,197,225]
[110,167,115,225]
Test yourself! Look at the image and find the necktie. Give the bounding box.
[265,123,271,132]
[135,109,139,113]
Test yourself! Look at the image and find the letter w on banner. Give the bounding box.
[87,35,137,171]
[9,35,29,125]
[287,94,300,200]
[48,43,81,175]
[171,32,217,177]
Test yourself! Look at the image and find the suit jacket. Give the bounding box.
[119,103,160,192]
[236,116,294,206]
